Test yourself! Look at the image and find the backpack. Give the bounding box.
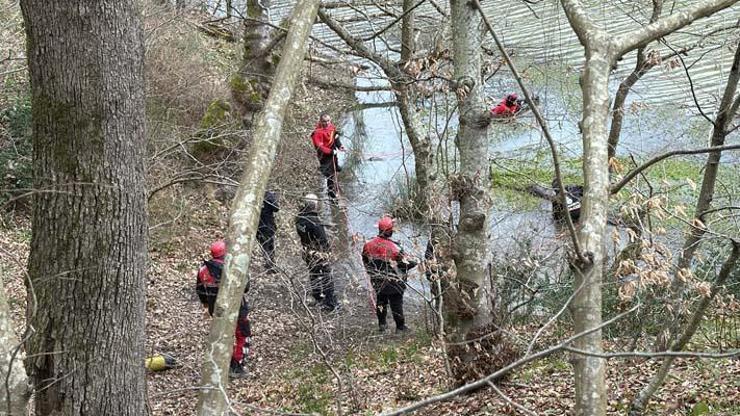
[195,260,223,315]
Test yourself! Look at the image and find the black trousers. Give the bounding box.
[256,228,276,268]
[326,175,338,199]
[319,155,340,199]
[307,260,336,308]
[376,292,404,329]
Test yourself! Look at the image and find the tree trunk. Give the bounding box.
[444,0,494,383]
[20,0,148,414]
[569,45,612,416]
[401,0,415,64]
[0,276,29,416]
[561,4,614,409]
[396,84,434,217]
[232,0,274,126]
[196,0,320,413]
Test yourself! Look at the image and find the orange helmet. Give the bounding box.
[377,216,394,232]
[210,240,226,258]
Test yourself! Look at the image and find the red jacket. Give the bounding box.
[362,236,402,265]
[491,101,520,116]
[311,122,337,155]
[197,257,224,287]
[362,235,418,295]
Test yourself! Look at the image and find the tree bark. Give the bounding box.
[232,0,274,126]
[401,0,415,64]
[559,6,613,409]
[196,0,320,413]
[443,0,493,381]
[20,0,148,414]
[0,275,29,416]
[560,1,738,414]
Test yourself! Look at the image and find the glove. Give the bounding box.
[398,258,418,272]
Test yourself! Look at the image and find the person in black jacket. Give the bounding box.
[295,194,337,311]
[551,178,584,225]
[257,190,280,273]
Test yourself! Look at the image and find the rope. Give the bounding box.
[362,150,405,160]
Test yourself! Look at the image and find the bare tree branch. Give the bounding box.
[486,380,537,416]
[610,144,740,194]
[362,0,426,41]
[564,347,740,359]
[612,0,739,56]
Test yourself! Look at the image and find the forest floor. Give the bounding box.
[1,5,738,415]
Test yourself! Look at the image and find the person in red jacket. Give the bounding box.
[311,113,343,199]
[362,216,418,333]
[491,93,522,118]
[195,240,252,379]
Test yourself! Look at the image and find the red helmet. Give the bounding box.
[377,216,394,232]
[210,240,226,258]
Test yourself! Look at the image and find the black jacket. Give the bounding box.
[295,208,330,253]
[552,184,583,223]
[259,191,280,233]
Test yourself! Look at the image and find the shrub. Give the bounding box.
[0,88,33,209]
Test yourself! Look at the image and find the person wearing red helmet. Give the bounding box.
[195,240,252,378]
[490,93,523,118]
[311,113,343,199]
[362,216,418,333]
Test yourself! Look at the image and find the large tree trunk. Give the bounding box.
[20,0,148,414]
[0,277,29,415]
[196,0,320,413]
[561,1,738,415]
[444,0,493,382]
